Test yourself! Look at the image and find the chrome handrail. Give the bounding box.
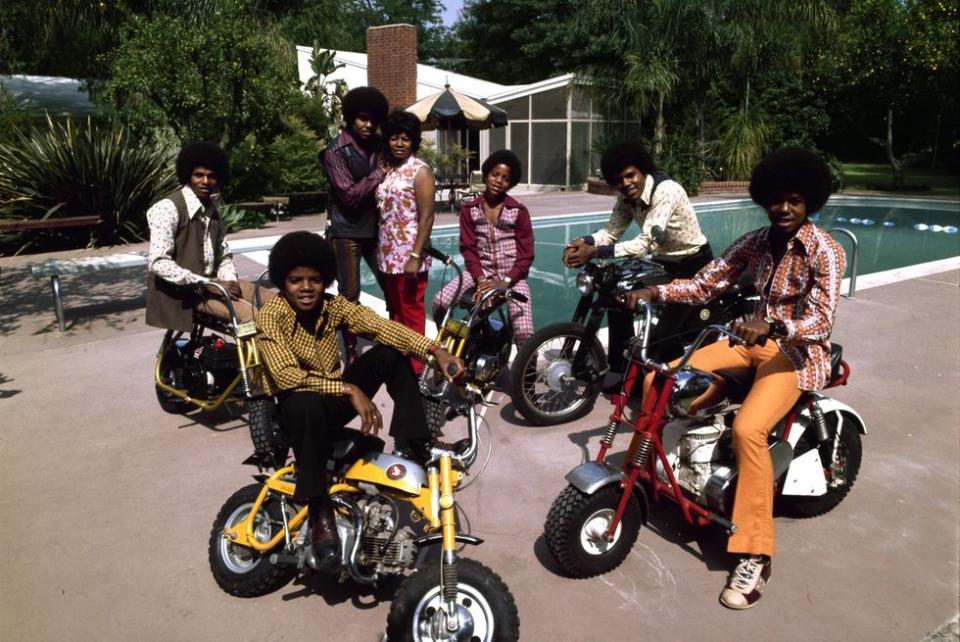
[827,227,859,299]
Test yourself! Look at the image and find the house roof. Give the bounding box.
[295,47,571,104]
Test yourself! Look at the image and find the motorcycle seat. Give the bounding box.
[712,367,755,404]
[711,343,845,404]
[327,427,385,465]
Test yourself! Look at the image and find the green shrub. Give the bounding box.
[0,116,176,247]
[656,131,704,196]
[219,203,269,233]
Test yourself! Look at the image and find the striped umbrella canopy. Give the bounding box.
[405,84,508,131]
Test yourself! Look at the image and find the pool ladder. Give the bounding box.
[827,227,860,299]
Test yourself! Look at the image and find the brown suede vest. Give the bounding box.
[145,188,225,331]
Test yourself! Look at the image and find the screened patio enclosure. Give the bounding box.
[482,75,644,191]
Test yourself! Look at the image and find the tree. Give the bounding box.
[102,0,299,151]
[826,0,958,180]
[272,0,452,62]
[455,0,583,83]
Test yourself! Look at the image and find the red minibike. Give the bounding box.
[544,301,865,578]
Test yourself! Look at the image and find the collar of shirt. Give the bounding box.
[180,185,205,220]
[338,128,378,160]
[639,173,656,208]
[464,193,523,210]
[764,220,816,255]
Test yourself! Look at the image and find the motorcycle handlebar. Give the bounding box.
[198,281,241,327]
[423,245,451,264]
[508,290,528,303]
[633,301,757,374]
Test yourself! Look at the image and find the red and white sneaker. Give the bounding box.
[719,555,772,610]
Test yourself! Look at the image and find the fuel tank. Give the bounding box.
[342,452,428,496]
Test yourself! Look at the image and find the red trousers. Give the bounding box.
[382,272,428,374]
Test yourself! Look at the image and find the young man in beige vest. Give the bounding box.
[145,141,269,331]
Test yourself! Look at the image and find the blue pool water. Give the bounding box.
[363,197,960,328]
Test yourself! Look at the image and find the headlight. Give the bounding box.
[576,271,594,295]
[668,368,726,417]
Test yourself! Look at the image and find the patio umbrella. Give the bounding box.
[405,84,508,131]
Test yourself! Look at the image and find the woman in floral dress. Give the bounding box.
[375,110,435,372]
[432,149,534,347]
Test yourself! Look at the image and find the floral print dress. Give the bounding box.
[375,155,432,275]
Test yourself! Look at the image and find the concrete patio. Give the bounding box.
[1,191,957,641]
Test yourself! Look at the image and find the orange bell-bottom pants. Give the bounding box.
[642,340,801,558]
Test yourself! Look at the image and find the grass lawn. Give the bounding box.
[840,162,960,198]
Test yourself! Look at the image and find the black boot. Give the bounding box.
[308,497,340,570]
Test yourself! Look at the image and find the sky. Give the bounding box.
[440,0,465,26]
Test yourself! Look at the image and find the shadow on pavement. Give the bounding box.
[281,571,402,608]
[0,264,146,336]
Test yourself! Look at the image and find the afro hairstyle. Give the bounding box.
[342,86,389,126]
[749,147,833,213]
[481,149,522,188]
[600,140,657,186]
[382,109,423,153]
[268,231,338,290]
[176,141,229,185]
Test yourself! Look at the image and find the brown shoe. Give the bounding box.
[310,508,340,567]
[719,555,771,610]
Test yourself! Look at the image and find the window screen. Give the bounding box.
[496,97,529,120]
[531,87,568,120]
[531,122,566,185]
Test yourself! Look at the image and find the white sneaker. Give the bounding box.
[719,555,771,610]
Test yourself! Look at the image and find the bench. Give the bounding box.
[0,215,102,234]
[29,234,286,333]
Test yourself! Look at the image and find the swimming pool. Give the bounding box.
[362,196,960,329]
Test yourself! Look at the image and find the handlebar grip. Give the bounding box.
[509,291,529,303]
[423,245,450,263]
[757,334,768,347]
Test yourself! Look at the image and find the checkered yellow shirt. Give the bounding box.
[256,293,435,396]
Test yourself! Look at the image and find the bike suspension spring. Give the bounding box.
[632,434,654,468]
[600,420,618,447]
[810,404,830,443]
[442,559,459,602]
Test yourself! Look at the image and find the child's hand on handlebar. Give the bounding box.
[730,319,771,346]
[206,279,242,300]
[434,348,465,383]
[624,288,654,311]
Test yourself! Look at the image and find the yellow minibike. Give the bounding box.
[153,278,271,432]
[208,360,520,642]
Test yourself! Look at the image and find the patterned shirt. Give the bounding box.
[146,185,237,285]
[651,222,846,391]
[323,129,384,210]
[375,155,432,274]
[256,293,437,396]
[588,175,707,258]
[458,194,534,283]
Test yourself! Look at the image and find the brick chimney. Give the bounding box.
[366,24,418,110]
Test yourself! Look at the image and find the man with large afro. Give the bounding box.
[563,140,714,389]
[624,147,846,610]
[146,141,271,331]
[255,230,464,565]
[322,86,392,364]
